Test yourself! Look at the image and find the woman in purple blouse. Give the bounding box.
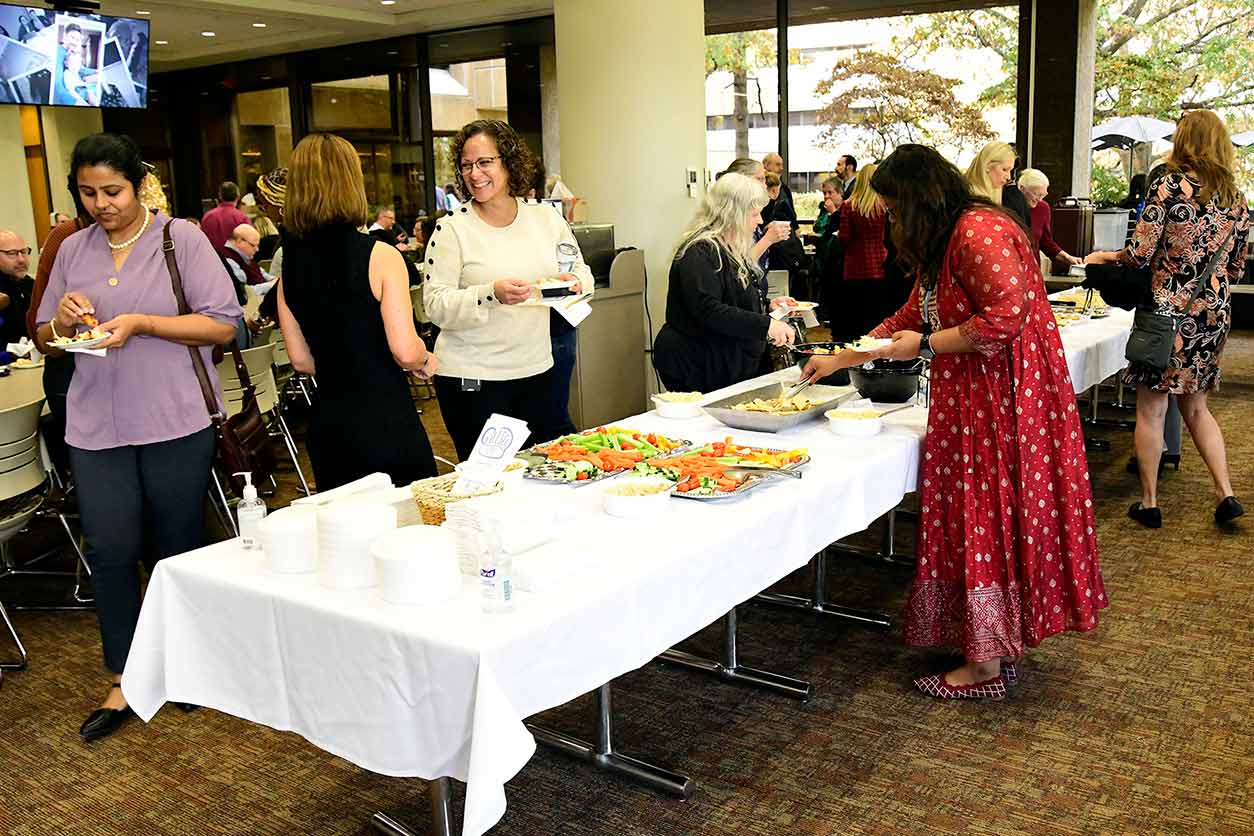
[34,134,241,742]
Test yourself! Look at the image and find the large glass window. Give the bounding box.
[236,87,292,197]
[311,75,394,133]
[704,28,779,177]
[430,59,509,204]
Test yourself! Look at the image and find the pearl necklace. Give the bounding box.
[107,206,151,251]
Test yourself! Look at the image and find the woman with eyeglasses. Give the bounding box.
[422,119,594,458]
[801,145,1105,701]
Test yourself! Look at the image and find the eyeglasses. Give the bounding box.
[458,156,500,174]
[0,248,31,257]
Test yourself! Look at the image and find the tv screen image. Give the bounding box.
[0,4,148,108]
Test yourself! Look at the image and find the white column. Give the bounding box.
[0,109,38,253]
[554,0,707,346]
[41,108,104,217]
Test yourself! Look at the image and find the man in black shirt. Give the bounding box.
[0,229,35,345]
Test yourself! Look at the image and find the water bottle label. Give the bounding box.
[502,578,512,602]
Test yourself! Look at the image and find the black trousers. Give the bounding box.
[40,355,74,480]
[69,427,216,674]
[435,369,562,461]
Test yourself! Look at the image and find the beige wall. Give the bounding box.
[539,44,560,177]
[0,108,38,257]
[554,0,707,385]
[40,108,103,219]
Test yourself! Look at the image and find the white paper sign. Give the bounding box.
[454,413,531,494]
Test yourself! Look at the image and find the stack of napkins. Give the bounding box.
[292,472,393,508]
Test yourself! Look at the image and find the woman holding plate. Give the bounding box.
[802,145,1106,701]
[422,119,593,458]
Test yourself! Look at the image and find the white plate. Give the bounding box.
[651,396,704,419]
[849,337,892,352]
[784,300,818,311]
[10,358,44,369]
[51,332,111,350]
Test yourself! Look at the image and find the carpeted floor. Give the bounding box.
[1,335,1252,836]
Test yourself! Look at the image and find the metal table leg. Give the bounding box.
[824,507,917,568]
[657,608,813,701]
[371,777,453,836]
[527,684,694,799]
[755,552,893,630]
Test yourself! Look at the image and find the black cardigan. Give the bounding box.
[652,240,769,393]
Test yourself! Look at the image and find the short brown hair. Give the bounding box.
[286,133,369,238]
[452,120,534,200]
[764,171,781,189]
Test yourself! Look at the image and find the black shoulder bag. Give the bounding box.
[1124,225,1235,373]
[161,221,275,493]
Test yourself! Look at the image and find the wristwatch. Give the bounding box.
[918,327,936,361]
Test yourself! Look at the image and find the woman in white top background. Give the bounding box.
[423,119,593,459]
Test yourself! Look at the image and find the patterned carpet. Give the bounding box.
[1,335,1252,836]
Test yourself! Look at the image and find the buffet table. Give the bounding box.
[121,310,1131,836]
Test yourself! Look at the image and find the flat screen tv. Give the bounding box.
[0,3,148,108]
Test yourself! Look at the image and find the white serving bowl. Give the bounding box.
[651,395,704,419]
[825,408,883,438]
[602,477,674,518]
[371,525,462,606]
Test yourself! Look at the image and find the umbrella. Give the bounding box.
[1231,130,1254,148]
[1090,116,1177,150]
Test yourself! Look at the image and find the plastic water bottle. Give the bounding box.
[478,529,513,613]
[234,471,267,551]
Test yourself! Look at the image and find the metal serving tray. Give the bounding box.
[671,453,812,501]
[703,382,856,433]
[520,434,693,486]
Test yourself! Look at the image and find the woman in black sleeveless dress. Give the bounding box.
[276,134,438,490]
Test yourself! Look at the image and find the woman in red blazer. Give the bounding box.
[834,163,893,337]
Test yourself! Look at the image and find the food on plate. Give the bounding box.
[654,391,703,403]
[605,480,672,497]
[849,335,891,352]
[730,394,818,415]
[50,327,108,346]
[526,426,686,482]
[634,438,808,496]
[11,357,38,368]
[826,409,881,420]
[80,312,99,328]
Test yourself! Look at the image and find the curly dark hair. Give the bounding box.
[871,144,1017,289]
[452,119,535,200]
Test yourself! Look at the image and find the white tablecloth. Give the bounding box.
[121,315,1127,836]
[1056,308,1133,393]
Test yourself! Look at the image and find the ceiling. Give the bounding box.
[94,0,552,72]
[92,0,1013,73]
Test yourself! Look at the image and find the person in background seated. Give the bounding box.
[200,181,250,251]
[220,224,274,347]
[1017,168,1082,271]
[368,206,401,248]
[277,133,438,489]
[0,229,35,348]
[653,173,797,394]
[34,132,241,741]
[802,144,1106,700]
[423,119,593,457]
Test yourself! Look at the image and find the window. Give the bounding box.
[311,75,393,133]
[236,88,292,197]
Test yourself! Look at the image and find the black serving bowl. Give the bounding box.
[848,359,924,403]
[791,342,851,386]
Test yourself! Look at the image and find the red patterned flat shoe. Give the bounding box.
[913,673,1007,701]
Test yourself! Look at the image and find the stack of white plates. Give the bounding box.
[317,501,397,589]
[258,506,319,573]
[370,526,462,605]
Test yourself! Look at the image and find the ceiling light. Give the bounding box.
[812,3,830,8]
[201,31,216,37]
[381,0,396,5]
[252,22,266,28]
[155,39,168,45]
[136,10,151,15]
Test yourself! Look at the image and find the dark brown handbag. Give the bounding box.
[160,221,274,494]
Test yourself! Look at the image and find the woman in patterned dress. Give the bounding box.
[1086,110,1249,528]
[803,145,1106,700]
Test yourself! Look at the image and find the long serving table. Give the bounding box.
[120,309,1132,836]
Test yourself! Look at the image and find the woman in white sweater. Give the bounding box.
[423,120,593,458]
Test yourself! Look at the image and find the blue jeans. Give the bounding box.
[549,328,578,437]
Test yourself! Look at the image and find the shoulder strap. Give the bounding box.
[1177,224,1237,316]
[161,221,253,419]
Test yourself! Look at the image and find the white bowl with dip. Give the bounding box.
[602,477,674,518]
[652,392,704,419]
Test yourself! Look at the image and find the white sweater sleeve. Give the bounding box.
[422,222,494,329]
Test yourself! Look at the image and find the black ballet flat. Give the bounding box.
[1161,453,1181,471]
[1128,502,1162,529]
[1215,496,1244,525]
[80,683,134,742]
[174,702,198,713]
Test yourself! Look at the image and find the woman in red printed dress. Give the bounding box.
[803,145,1107,700]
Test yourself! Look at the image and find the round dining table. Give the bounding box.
[0,363,49,412]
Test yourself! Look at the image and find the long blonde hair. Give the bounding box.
[674,173,767,287]
[848,163,883,218]
[286,133,370,239]
[1166,110,1240,209]
[965,141,1015,203]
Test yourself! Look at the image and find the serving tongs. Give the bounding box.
[780,375,816,400]
[723,463,803,480]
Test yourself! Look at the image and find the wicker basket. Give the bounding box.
[409,461,524,525]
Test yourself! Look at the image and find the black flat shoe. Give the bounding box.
[80,706,134,741]
[1126,455,1171,476]
[1215,496,1244,525]
[174,702,198,713]
[1128,502,1162,529]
